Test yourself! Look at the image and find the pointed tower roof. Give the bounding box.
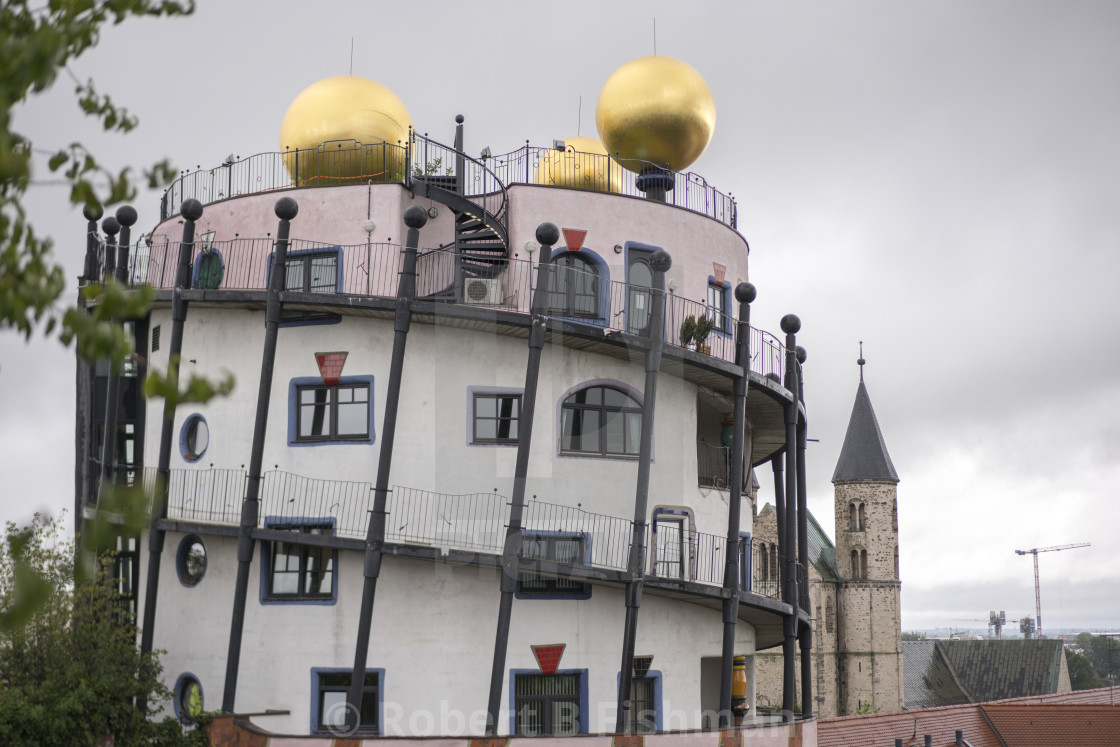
[832,350,899,483]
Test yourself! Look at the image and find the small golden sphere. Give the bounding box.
[279,76,412,185]
[595,56,716,173]
[534,136,624,193]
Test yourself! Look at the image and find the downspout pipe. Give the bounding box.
[795,345,812,718]
[615,249,672,734]
[485,222,559,734]
[97,206,137,492]
[345,205,428,730]
[780,313,801,722]
[222,197,299,713]
[138,198,203,712]
[718,282,756,727]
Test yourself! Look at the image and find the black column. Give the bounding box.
[138,199,203,712]
[795,345,812,718]
[345,205,428,730]
[779,314,801,721]
[717,282,756,726]
[615,249,672,734]
[222,197,299,713]
[82,204,103,284]
[485,223,558,734]
[97,206,137,492]
[96,216,121,497]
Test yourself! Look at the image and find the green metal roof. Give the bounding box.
[806,510,840,582]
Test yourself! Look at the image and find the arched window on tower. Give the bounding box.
[825,595,835,633]
[757,542,768,584]
[894,547,899,579]
[770,544,778,581]
[850,550,859,579]
[858,503,866,532]
[860,549,868,579]
[849,503,857,532]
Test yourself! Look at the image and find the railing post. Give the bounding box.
[485,223,558,734]
[616,249,671,733]
[138,199,203,713]
[780,314,801,722]
[346,205,427,733]
[222,197,299,714]
[796,344,812,718]
[717,282,756,726]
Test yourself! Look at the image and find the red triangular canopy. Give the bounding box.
[532,644,566,675]
[562,228,587,252]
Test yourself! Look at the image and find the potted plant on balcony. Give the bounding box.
[680,315,698,351]
[680,315,716,354]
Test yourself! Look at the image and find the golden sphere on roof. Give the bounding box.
[595,56,716,173]
[279,76,412,185]
[534,136,624,193]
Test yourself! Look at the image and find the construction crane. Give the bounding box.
[1015,542,1089,638]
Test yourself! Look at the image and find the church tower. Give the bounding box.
[832,353,903,714]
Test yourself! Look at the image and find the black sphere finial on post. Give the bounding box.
[536,221,560,247]
[180,198,204,222]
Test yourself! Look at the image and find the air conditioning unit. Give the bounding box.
[464,278,503,305]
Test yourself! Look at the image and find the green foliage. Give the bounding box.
[1066,646,1105,690]
[901,631,927,641]
[679,314,716,348]
[1073,632,1120,685]
[144,354,235,413]
[0,0,193,353]
[412,156,452,177]
[0,514,206,746]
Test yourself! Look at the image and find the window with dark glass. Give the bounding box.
[315,671,379,734]
[629,677,657,733]
[297,383,369,441]
[514,673,581,735]
[548,253,599,317]
[706,282,728,331]
[268,525,334,599]
[109,531,140,624]
[519,533,587,596]
[286,251,338,293]
[473,393,521,444]
[560,386,642,456]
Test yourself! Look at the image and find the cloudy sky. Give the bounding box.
[6,0,1119,633]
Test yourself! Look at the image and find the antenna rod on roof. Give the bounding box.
[350,37,354,76]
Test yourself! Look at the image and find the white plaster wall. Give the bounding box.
[141,537,756,736]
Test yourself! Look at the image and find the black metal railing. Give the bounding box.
[159,140,733,229]
[485,144,737,228]
[150,467,786,594]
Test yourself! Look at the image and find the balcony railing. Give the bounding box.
[158,140,735,229]
[145,466,785,600]
[97,236,788,380]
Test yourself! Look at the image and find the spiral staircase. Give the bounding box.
[410,121,509,303]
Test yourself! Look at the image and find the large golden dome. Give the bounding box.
[534,136,624,193]
[279,76,412,185]
[595,56,716,173]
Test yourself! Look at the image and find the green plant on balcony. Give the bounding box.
[680,314,716,353]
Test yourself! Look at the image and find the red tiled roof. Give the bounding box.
[981,703,1120,747]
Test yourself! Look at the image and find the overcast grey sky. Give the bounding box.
[5,0,1119,632]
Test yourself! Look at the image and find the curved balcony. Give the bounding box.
[159,140,737,229]
[108,237,787,380]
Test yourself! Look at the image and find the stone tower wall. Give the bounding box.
[834,481,898,582]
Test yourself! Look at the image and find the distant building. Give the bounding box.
[753,368,904,717]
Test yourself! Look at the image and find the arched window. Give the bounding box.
[769,545,778,581]
[560,385,642,456]
[860,549,868,579]
[825,595,835,633]
[850,550,859,578]
[858,503,866,532]
[849,503,857,531]
[549,253,600,318]
[757,542,769,583]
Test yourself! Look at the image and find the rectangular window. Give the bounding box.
[473,393,521,444]
[285,250,339,293]
[313,669,379,735]
[265,524,335,601]
[514,673,582,735]
[629,676,657,734]
[707,281,727,332]
[297,383,370,441]
[518,532,590,597]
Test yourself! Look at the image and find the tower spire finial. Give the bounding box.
[857,341,865,382]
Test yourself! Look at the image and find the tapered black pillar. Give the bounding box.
[345,205,428,730]
[718,282,756,726]
[222,197,299,713]
[95,216,121,497]
[138,199,203,712]
[97,206,137,491]
[82,204,103,284]
[780,314,801,721]
[795,345,812,718]
[485,223,559,734]
[615,249,671,734]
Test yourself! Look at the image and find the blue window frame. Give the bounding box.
[259,517,338,605]
[191,248,224,289]
[517,531,592,599]
[547,247,610,324]
[509,669,589,735]
[288,375,375,447]
[267,246,344,325]
[173,672,204,724]
[706,276,731,333]
[616,669,663,733]
[311,667,383,735]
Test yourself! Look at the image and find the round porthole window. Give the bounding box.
[176,535,206,587]
[174,673,204,723]
[180,414,209,462]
